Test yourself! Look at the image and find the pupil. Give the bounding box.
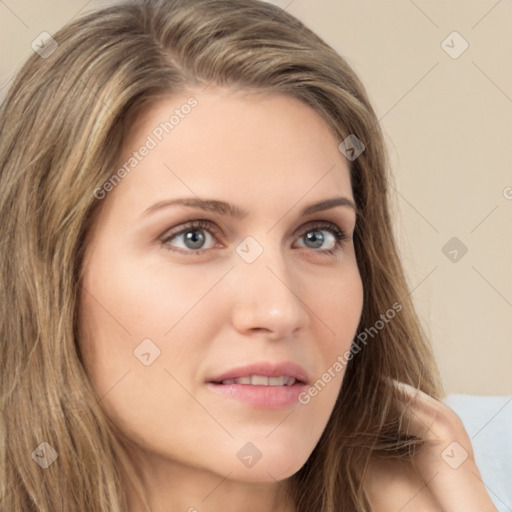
[305,231,323,248]
[185,230,205,249]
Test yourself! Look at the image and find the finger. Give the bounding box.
[390,380,466,447]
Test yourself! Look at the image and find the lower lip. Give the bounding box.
[206,382,307,409]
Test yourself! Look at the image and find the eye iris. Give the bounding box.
[184,230,205,249]
[304,230,324,248]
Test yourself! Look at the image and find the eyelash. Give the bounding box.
[160,219,350,257]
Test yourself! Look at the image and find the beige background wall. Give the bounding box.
[1,0,510,395]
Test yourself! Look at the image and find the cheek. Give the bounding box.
[76,255,229,431]
[93,251,231,339]
[315,265,364,355]
[304,265,364,400]
[77,284,205,451]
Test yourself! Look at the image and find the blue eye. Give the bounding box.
[295,223,348,254]
[160,220,219,254]
[160,220,349,256]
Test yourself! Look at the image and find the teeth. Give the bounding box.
[251,375,268,385]
[220,375,297,386]
[268,376,286,386]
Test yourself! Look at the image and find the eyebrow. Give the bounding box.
[141,196,357,219]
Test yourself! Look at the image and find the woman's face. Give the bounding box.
[79,87,364,484]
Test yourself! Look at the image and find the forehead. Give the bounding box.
[108,87,353,214]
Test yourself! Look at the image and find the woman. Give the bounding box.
[0,0,496,510]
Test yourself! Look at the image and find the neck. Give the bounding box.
[120,442,297,512]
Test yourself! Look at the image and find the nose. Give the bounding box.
[229,245,310,340]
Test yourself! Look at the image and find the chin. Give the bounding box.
[222,442,311,483]
[227,457,306,484]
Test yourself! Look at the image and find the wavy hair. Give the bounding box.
[0,0,443,510]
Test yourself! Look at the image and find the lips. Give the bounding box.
[207,361,310,385]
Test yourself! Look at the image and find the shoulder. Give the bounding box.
[365,455,443,512]
[364,382,497,511]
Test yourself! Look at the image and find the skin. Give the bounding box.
[79,88,364,512]
[366,382,497,511]
[78,87,497,512]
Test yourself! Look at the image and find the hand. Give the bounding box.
[386,380,497,512]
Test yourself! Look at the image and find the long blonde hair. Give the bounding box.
[0,0,443,510]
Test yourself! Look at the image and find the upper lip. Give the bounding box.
[207,361,310,384]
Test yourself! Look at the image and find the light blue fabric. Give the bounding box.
[442,394,512,512]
